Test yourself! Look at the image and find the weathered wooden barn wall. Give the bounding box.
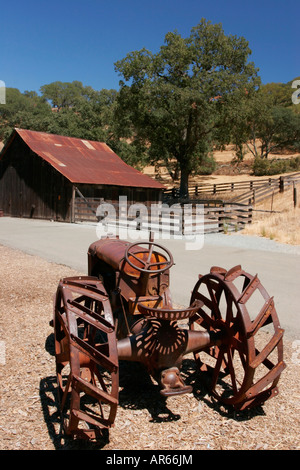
[0,130,164,222]
[75,183,161,203]
[73,184,162,222]
[0,134,73,221]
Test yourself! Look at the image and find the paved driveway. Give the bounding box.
[1,217,299,338]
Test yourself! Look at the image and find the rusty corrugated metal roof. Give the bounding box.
[4,128,164,189]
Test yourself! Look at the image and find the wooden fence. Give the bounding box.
[74,197,252,235]
[164,171,300,202]
[229,172,300,205]
[73,171,300,236]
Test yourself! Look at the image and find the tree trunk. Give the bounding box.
[179,164,190,198]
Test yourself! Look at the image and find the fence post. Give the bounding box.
[180,203,185,235]
[218,204,224,232]
[279,176,284,193]
[136,210,141,230]
[294,183,297,208]
[271,190,275,212]
[248,204,253,224]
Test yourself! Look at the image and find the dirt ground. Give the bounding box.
[0,244,299,451]
[144,144,300,187]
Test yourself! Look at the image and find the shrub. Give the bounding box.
[253,156,300,176]
[198,155,217,175]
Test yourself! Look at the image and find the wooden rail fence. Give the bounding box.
[164,172,300,203]
[74,172,300,235]
[74,197,252,235]
[231,172,300,204]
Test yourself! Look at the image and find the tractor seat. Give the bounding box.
[137,301,201,321]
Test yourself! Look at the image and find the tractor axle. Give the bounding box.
[117,317,221,396]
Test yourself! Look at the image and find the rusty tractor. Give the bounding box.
[52,234,286,440]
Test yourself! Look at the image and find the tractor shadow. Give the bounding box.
[39,376,110,450]
[117,360,182,423]
[41,333,109,450]
[42,333,265,449]
[117,359,266,424]
[180,358,266,421]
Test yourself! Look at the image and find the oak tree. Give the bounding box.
[114,19,260,196]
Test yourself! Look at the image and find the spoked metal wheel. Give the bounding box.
[53,276,119,439]
[189,265,286,410]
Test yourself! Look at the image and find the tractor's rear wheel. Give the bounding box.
[53,276,118,440]
[189,265,286,410]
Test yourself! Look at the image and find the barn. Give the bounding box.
[0,128,164,222]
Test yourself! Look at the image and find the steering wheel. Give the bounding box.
[124,241,174,274]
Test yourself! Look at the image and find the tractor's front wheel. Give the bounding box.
[53,276,119,440]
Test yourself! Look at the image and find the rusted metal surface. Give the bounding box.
[52,234,286,440]
[2,128,164,188]
[53,276,119,440]
[190,265,285,410]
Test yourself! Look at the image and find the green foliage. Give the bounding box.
[1,34,299,186]
[196,152,216,174]
[39,80,91,110]
[254,104,300,158]
[228,80,300,163]
[114,18,260,195]
[0,87,52,140]
[260,82,293,108]
[253,156,300,176]
[0,82,143,169]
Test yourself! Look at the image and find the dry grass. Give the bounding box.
[145,144,300,187]
[144,147,300,247]
[240,188,300,245]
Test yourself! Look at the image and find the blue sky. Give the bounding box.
[0,0,298,94]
